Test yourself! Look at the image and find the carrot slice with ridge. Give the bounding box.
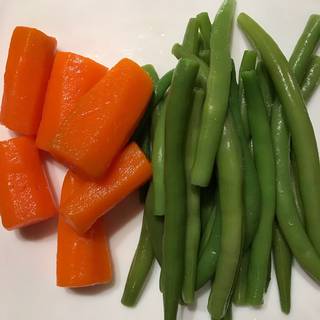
[50,58,153,179]
[36,51,107,153]
[60,142,152,234]
[1,26,57,135]
[0,137,57,229]
[57,171,113,288]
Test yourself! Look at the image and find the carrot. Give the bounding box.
[0,27,57,135]
[36,52,107,153]
[57,170,113,288]
[60,142,152,234]
[50,58,153,179]
[0,137,57,229]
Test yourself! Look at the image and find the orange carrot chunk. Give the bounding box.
[0,137,57,230]
[36,52,107,153]
[60,142,152,234]
[57,171,112,288]
[1,27,57,135]
[50,58,153,179]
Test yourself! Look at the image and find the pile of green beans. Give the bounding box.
[122,1,320,319]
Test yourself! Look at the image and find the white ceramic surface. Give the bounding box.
[0,0,320,319]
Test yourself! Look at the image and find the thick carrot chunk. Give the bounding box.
[1,27,57,135]
[57,171,112,287]
[36,52,107,153]
[0,137,57,229]
[51,58,153,179]
[60,142,152,234]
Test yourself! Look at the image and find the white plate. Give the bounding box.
[0,0,320,319]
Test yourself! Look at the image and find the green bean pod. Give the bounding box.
[145,184,164,265]
[242,70,275,306]
[163,58,199,320]
[196,202,221,290]
[154,70,174,106]
[233,250,249,305]
[182,18,200,55]
[199,49,210,64]
[238,50,257,139]
[208,112,243,319]
[301,55,320,101]
[183,88,205,304]
[152,99,166,216]
[230,61,260,250]
[121,216,154,306]
[238,13,320,255]
[196,12,211,50]
[273,224,292,314]
[191,0,236,187]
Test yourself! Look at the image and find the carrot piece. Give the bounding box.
[57,171,113,288]
[50,58,153,179]
[0,27,57,135]
[36,52,107,153]
[60,142,152,234]
[0,137,57,229]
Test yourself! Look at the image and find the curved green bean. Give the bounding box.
[238,13,320,255]
[208,112,243,319]
[121,216,154,306]
[183,88,205,304]
[196,12,211,50]
[191,0,236,187]
[242,70,275,306]
[273,224,292,314]
[163,58,199,320]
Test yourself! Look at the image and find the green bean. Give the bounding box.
[271,98,320,282]
[256,61,274,119]
[121,216,154,306]
[230,61,260,250]
[152,99,166,216]
[163,58,199,320]
[183,88,205,304]
[145,184,164,265]
[142,64,160,84]
[265,254,272,293]
[242,70,275,306]
[233,250,249,305]
[238,13,320,255]
[196,200,221,290]
[301,55,320,101]
[200,182,216,232]
[182,18,200,55]
[221,304,232,320]
[208,112,243,319]
[172,43,209,87]
[273,224,292,314]
[154,70,174,106]
[191,0,236,187]
[290,15,320,83]
[199,49,210,64]
[196,12,211,50]
[238,50,257,139]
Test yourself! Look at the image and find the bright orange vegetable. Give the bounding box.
[0,137,57,230]
[0,27,57,135]
[36,52,107,153]
[60,142,152,234]
[57,171,113,288]
[50,58,153,179]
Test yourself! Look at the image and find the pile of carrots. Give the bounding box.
[0,26,153,287]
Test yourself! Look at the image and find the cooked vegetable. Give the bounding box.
[36,51,107,153]
[183,88,204,304]
[238,13,320,256]
[182,18,200,55]
[1,26,56,135]
[301,55,320,101]
[196,12,211,50]
[57,171,112,288]
[208,112,243,319]
[0,137,57,229]
[242,70,276,306]
[162,58,199,320]
[60,142,152,234]
[50,58,153,179]
[233,250,249,305]
[192,0,236,186]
